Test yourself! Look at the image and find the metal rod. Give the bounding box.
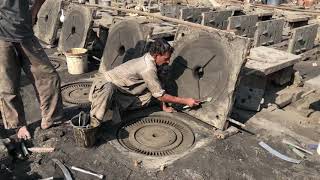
[52,159,73,180]
[282,139,313,155]
[71,166,104,179]
[228,118,246,128]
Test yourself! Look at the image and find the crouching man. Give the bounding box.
[89,38,200,122]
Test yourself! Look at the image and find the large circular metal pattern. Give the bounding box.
[59,6,92,52]
[170,34,229,102]
[99,20,146,71]
[117,116,195,156]
[61,82,92,106]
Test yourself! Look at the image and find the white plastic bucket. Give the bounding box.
[65,48,88,75]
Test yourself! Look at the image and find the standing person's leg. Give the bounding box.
[17,37,64,129]
[89,79,116,121]
[0,40,30,139]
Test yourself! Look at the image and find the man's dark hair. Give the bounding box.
[149,38,174,56]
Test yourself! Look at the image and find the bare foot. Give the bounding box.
[162,106,176,113]
[17,126,31,140]
[41,122,52,130]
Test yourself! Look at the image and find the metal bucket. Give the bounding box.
[71,112,101,148]
[267,0,282,5]
[65,48,88,75]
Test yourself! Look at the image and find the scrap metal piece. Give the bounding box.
[292,148,306,159]
[171,26,251,129]
[213,126,240,140]
[52,159,73,180]
[282,139,313,155]
[180,7,211,24]
[201,10,233,30]
[34,0,62,45]
[259,141,302,164]
[117,116,195,156]
[61,82,92,107]
[288,24,319,54]
[58,4,94,52]
[99,20,151,72]
[21,142,29,156]
[227,15,258,38]
[28,147,55,153]
[253,19,285,47]
[71,166,104,179]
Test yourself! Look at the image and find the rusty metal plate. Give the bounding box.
[227,15,258,38]
[288,24,319,54]
[254,19,285,47]
[34,0,62,45]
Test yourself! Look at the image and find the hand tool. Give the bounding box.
[71,166,104,179]
[182,97,213,110]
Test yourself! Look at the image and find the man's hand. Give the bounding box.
[158,94,201,107]
[184,98,201,107]
[17,126,31,140]
[161,103,176,113]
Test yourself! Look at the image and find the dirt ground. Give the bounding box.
[0,49,320,180]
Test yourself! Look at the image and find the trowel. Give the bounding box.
[182,97,213,110]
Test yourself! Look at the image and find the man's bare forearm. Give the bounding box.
[158,94,188,105]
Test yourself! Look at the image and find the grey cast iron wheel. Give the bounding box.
[34,0,62,44]
[99,20,147,71]
[170,33,229,101]
[58,5,93,52]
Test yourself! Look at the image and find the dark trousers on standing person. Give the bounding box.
[0,36,64,130]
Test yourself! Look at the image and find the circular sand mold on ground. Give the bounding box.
[117,116,195,156]
[61,81,92,107]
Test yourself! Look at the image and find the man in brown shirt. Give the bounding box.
[90,38,200,122]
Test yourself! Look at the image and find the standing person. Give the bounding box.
[0,0,64,140]
[89,38,200,123]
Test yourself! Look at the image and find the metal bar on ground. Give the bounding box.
[71,166,104,179]
[259,141,302,164]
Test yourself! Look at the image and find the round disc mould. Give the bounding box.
[170,34,229,102]
[99,20,146,71]
[61,82,92,106]
[117,116,195,156]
